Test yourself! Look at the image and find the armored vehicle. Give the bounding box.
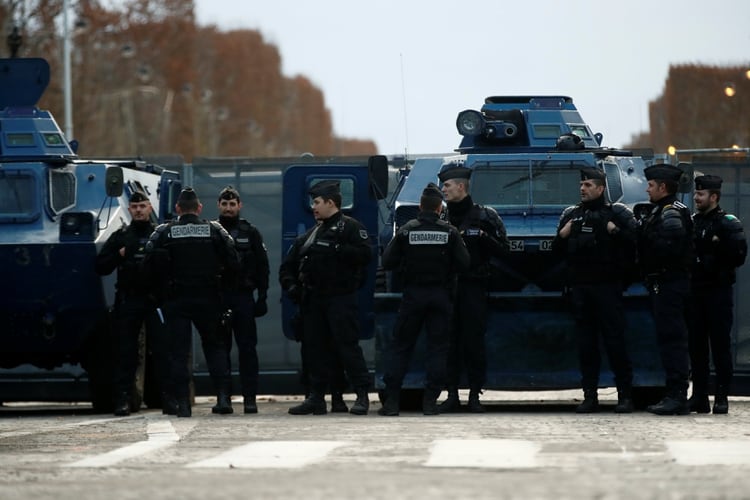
[281,96,707,408]
[0,58,181,411]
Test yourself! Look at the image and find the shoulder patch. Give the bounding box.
[725,214,739,221]
[359,229,369,240]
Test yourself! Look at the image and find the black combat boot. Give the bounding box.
[212,393,234,414]
[713,386,729,414]
[438,388,461,413]
[614,387,633,414]
[576,389,599,414]
[467,389,485,413]
[176,398,191,418]
[113,392,130,417]
[378,388,400,416]
[647,384,689,416]
[288,392,327,415]
[423,389,440,416]
[350,388,369,415]
[243,394,258,414]
[330,391,348,413]
[688,393,710,414]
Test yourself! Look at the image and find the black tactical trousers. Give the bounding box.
[164,294,230,400]
[223,290,259,399]
[383,285,452,393]
[446,279,487,391]
[649,275,690,396]
[300,339,347,395]
[301,292,369,394]
[687,285,735,394]
[570,283,633,392]
[114,295,169,396]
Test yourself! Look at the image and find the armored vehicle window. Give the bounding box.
[5,133,35,147]
[602,162,623,202]
[569,125,591,139]
[532,124,562,139]
[42,133,65,146]
[307,177,354,211]
[471,161,581,208]
[49,169,76,214]
[0,172,37,220]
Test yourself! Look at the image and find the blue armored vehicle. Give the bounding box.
[0,58,181,411]
[282,95,699,408]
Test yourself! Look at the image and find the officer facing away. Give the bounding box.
[637,164,693,415]
[143,187,240,417]
[279,180,373,415]
[688,174,747,414]
[552,168,637,414]
[95,191,171,416]
[379,183,470,416]
[438,163,510,413]
[215,186,270,414]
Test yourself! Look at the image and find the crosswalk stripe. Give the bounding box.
[666,440,750,466]
[186,440,349,468]
[65,420,179,468]
[424,439,540,469]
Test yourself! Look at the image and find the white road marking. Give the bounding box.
[666,440,750,466]
[424,439,540,469]
[65,420,180,468]
[186,440,349,469]
[0,417,128,439]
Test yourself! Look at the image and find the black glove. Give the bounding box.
[254,293,268,317]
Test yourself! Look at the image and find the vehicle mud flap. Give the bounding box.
[83,313,116,413]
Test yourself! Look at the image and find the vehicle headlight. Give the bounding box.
[456,110,485,136]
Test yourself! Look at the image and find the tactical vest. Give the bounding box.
[400,218,452,285]
[299,216,366,294]
[159,218,222,291]
[693,207,747,287]
[223,219,258,291]
[116,222,154,294]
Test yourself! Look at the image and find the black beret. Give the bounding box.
[421,182,443,200]
[218,185,241,201]
[580,167,605,182]
[644,164,683,182]
[438,164,472,182]
[129,191,149,203]
[695,174,722,191]
[308,180,340,198]
[177,187,198,203]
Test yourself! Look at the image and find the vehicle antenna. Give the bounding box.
[400,53,409,157]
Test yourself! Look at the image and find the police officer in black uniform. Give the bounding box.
[553,167,637,414]
[637,164,693,415]
[143,187,240,417]
[279,180,372,415]
[215,186,270,414]
[688,174,747,414]
[438,163,509,413]
[378,183,470,416]
[95,191,171,416]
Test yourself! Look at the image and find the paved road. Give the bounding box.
[1,390,749,500]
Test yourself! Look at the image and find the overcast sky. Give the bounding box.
[194,0,750,155]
